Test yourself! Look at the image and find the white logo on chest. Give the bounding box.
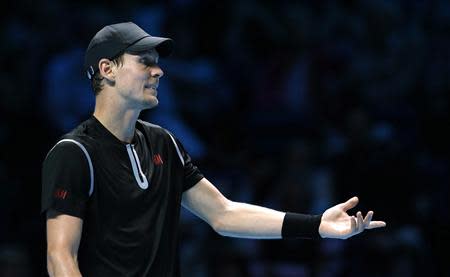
[126,144,149,189]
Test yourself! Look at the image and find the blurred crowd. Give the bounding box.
[1,0,449,276]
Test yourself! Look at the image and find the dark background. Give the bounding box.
[1,0,449,276]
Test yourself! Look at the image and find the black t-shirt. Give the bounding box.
[41,116,204,276]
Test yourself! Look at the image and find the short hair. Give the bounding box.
[90,53,125,96]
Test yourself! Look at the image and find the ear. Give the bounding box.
[98,58,116,82]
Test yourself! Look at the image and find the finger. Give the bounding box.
[350,216,357,233]
[357,211,364,233]
[366,221,386,229]
[363,211,373,229]
[340,196,359,212]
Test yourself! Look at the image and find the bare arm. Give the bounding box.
[182,178,386,240]
[182,178,285,239]
[46,210,83,277]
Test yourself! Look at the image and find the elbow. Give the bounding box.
[47,250,58,276]
[212,219,227,236]
[47,249,78,276]
[47,251,58,277]
[211,200,233,236]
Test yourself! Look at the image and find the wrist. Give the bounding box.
[281,212,323,239]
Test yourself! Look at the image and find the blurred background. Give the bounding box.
[1,0,449,276]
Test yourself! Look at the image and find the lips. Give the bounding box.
[145,84,158,90]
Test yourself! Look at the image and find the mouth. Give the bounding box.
[144,84,158,97]
[145,84,158,90]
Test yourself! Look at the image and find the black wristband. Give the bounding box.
[281,212,323,239]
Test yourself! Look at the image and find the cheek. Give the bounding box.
[116,70,145,88]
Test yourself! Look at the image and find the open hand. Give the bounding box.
[318,196,386,239]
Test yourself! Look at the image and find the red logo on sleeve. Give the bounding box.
[54,188,68,200]
[153,154,164,166]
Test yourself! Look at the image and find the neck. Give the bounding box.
[93,94,141,143]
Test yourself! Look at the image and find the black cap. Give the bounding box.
[84,22,173,79]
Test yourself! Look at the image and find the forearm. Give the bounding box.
[183,179,322,239]
[213,201,285,239]
[47,251,82,277]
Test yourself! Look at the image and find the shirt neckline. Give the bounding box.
[91,115,139,146]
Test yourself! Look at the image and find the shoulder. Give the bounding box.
[44,139,91,168]
[62,118,99,149]
[43,132,94,196]
[45,118,97,162]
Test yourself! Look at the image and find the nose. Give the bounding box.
[151,65,164,78]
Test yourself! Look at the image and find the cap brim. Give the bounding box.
[126,36,173,57]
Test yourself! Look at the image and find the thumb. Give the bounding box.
[340,196,359,212]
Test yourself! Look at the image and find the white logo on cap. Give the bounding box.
[86,66,94,80]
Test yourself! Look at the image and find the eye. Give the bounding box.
[139,56,158,67]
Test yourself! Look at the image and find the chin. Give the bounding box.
[142,99,159,110]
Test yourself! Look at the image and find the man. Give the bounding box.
[41,22,386,276]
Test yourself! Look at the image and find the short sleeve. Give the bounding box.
[41,140,91,218]
[170,135,204,191]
